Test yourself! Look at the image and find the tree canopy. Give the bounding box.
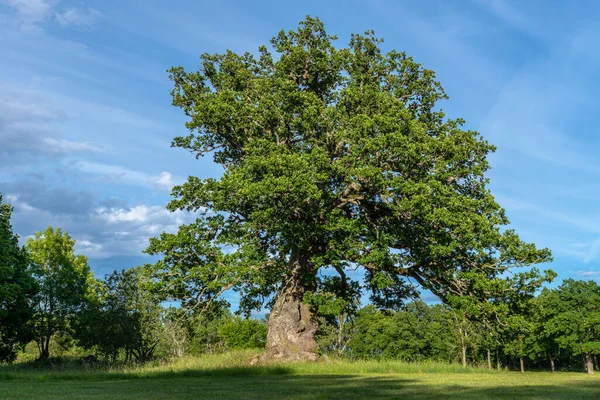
[0,194,36,362]
[143,16,551,361]
[27,226,94,360]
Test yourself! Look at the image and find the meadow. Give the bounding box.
[1,351,599,400]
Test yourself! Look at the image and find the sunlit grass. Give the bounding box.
[0,350,492,381]
[2,351,600,399]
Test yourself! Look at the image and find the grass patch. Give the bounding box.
[2,351,600,399]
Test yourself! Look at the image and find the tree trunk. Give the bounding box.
[519,357,525,373]
[585,352,594,375]
[487,349,492,370]
[496,349,501,370]
[252,254,318,363]
[38,335,51,360]
[461,343,467,368]
[549,354,555,373]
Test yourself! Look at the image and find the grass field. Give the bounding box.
[2,351,599,399]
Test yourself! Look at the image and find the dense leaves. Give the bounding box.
[147,17,552,354]
[27,227,94,359]
[0,194,36,362]
[76,267,164,362]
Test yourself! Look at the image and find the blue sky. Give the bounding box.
[1,0,599,304]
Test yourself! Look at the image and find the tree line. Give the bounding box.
[315,281,600,374]
[2,193,600,373]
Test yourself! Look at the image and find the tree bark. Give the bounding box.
[519,357,525,373]
[585,352,594,375]
[461,343,467,368]
[496,349,501,371]
[252,254,318,363]
[487,349,492,370]
[549,354,555,373]
[38,335,51,360]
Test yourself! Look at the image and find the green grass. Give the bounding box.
[1,351,600,399]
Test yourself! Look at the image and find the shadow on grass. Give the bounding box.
[1,372,600,399]
[2,362,600,399]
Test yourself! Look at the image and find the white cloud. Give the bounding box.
[97,205,162,224]
[7,192,196,258]
[75,239,104,257]
[154,171,175,191]
[75,161,183,192]
[84,205,195,257]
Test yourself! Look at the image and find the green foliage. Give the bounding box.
[307,276,361,355]
[348,302,456,362]
[26,226,94,359]
[76,267,163,362]
[540,279,600,357]
[147,16,551,344]
[187,312,229,354]
[219,317,268,349]
[0,194,36,362]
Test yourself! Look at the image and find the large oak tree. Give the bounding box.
[147,17,551,362]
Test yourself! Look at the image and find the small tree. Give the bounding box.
[27,227,93,360]
[0,194,36,362]
[536,288,561,372]
[159,309,189,358]
[449,309,475,368]
[307,276,361,356]
[503,313,537,373]
[78,268,163,362]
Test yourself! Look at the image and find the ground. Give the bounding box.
[1,351,599,399]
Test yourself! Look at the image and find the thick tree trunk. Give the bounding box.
[549,354,555,373]
[252,254,318,363]
[487,349,492,370]
[519,357,525,373]
[461,343,467,368]
[585,352,594,375]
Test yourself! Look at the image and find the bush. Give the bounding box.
[218,318,267,349]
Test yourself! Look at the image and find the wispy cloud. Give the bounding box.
[568,240,600,264]
[470,0,546,39]
[1,0,99,31]
[1,0,51,30]
[42,137,109,153]
[54,7,100,29]
[0,84,110,166]
[74,161,183,192]
[572,268,600,280]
